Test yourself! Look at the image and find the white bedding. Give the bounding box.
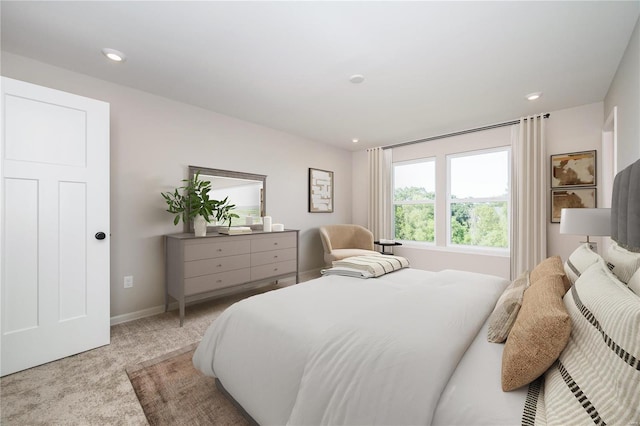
[193,268,513,425]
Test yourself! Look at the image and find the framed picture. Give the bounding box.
[551,150,596,187]
[551,187,596,223]
[308,168,333,213]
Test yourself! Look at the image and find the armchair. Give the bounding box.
[319,224,380,266]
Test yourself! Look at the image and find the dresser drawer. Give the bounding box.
[184,240,250,261]
[184,268,251,296]
[251,234,296,253]
[184,254,250,278]
[250,248,296,267]
[251,260,297,281]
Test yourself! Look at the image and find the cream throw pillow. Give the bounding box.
[487,271,529,343]
[501,274,571,391]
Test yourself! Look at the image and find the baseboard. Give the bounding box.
[110,305,167,326]
[110,267,324,326]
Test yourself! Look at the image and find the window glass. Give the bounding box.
[448,148,510,249]
[393,159,435,242]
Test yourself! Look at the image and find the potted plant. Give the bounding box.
[161,172,238,236]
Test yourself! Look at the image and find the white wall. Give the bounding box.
[352,102,606,276]
[1,52,352,318]
[604,16,640,171]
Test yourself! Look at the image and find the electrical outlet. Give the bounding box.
[124,275,133,288]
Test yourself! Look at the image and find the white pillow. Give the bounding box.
[628,268,640,295]
[563,243,601,284]
[603,241,640,284]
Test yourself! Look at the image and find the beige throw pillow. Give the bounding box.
[487,271,529,343]
[530,255,571,293]
[501,274,571,391]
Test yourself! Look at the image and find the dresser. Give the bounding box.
[164,230,299,325]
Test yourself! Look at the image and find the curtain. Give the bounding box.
[367,147,392,240]
[511,115,547,279]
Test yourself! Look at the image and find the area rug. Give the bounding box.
[126,343,249,425]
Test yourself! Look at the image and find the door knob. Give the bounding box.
[95,232,106,240]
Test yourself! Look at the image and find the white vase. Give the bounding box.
[194,215,207,237]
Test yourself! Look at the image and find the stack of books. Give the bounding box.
[218,226,252,235]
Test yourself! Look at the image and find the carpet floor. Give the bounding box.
[0,281,294,425]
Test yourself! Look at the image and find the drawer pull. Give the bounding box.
[217,248,223,252]
[274,255,278,259]
[274,242,278,245]
[274,268,278,271]
[217,279,222,283]
[217,264,222,267]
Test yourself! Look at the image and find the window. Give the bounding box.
[447,148,510,249]
[392,158,435,242]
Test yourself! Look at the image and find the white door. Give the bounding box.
[1,77,110,376]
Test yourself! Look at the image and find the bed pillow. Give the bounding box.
[530,255,571,292]
[330,255,409,278]
[629,269,640,295]
[603,241,640,284]
[501,273,571,391]
[487,271,529,343]
[563,243,601,285]
[534,259,640,424]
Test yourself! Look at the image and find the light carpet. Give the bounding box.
[0,281,296,425]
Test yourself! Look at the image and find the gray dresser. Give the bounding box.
[164,230,299,325]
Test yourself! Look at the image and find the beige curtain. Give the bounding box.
[511,115,547,279]
[367,147,392,240]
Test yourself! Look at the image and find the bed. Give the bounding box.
[193,159,640,425]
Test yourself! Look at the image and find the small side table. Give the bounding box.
[374,240,402,255]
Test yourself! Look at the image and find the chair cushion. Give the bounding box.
[325,249,380,263]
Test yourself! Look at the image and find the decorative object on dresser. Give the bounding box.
[161,172,238,236]
[309,168,334,212]
[164,230,299,326]
[559,207,611,251]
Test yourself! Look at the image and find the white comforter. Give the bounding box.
[193,268,509,425]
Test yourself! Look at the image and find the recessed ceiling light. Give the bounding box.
[349,74,365,84]
[352,138,359,143]
[101,48,126,62]
[526,92,542,101]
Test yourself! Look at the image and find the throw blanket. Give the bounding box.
[194,269,509,425]
[322,254,409,278]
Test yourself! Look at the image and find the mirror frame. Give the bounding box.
[187,165,266,232]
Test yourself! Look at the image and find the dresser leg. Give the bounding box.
[179,299,185,327]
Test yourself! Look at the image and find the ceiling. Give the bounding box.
[1,1,638,151]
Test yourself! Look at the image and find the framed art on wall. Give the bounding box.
[551,150,596,187]
[551,187,596,223]
[308,168,333,213]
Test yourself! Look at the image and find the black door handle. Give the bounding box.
[95,232,106,240]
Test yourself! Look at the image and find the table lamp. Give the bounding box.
[559,208,611,251]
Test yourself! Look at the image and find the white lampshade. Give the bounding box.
[559,208,611,240]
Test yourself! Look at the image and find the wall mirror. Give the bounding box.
[188,165,266,231]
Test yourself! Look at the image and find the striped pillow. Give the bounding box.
[629,269,640,295]
[563,243,600,285]
[604,241,640,284]
[331,255,409,277]
[525,259,640,424]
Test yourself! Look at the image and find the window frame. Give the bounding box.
[446,146,511,252]
[391,157,436,245]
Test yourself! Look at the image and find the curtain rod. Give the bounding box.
[381,113,550,150]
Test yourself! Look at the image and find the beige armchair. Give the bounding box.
[319,224,380,266]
